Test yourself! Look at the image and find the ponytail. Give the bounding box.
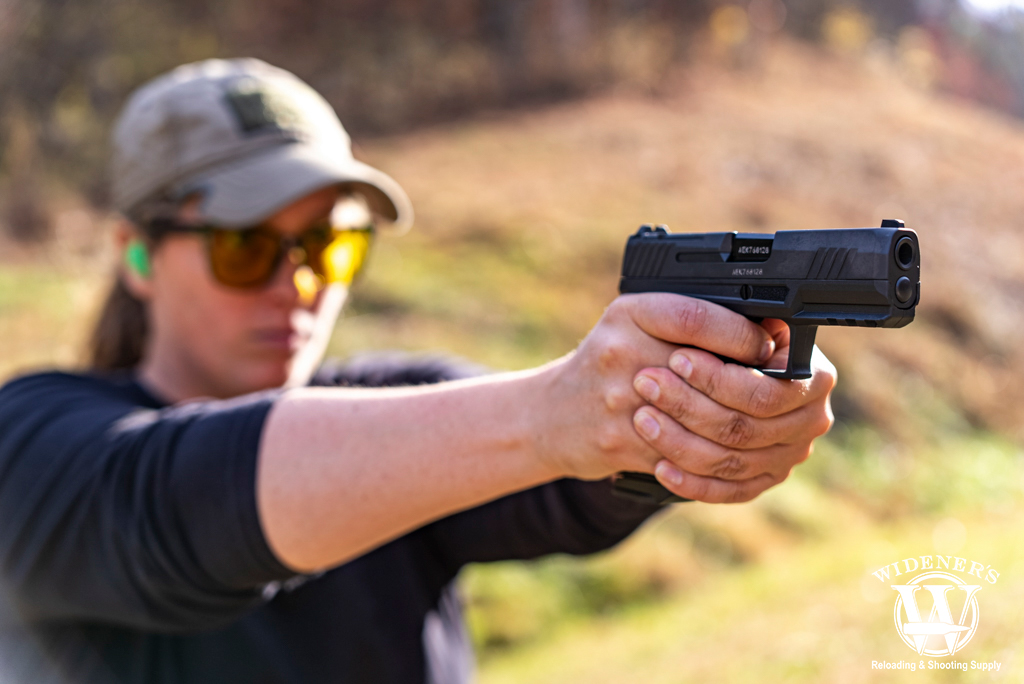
[88,274,148,371]
[88,199,172,371]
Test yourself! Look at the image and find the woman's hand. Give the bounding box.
[536,297,836,504]
[536,293,773,481]
[630,318,837,503]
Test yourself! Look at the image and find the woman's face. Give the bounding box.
[133,186,349,400]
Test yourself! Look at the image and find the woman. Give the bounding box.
[0,59,836,683]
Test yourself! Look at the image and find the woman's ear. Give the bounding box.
[115,221,154,301]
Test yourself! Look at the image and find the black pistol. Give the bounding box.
[612,219,920,505]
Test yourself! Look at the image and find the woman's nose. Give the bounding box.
[264,251,306,306]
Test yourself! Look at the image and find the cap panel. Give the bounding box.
[114,59,322,210]
[110,58,412,232]
[177,143,413,233]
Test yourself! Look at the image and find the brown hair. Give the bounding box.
[88,274,149,371]
[88,203,167,371]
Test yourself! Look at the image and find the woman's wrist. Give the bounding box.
[515,353,585,482]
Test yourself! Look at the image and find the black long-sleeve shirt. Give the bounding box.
[0,355,661,683]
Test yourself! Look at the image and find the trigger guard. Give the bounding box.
[760,367,813,380]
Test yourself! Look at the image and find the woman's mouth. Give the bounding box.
[253,328,306,352]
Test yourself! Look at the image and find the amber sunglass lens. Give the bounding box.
[314,229,373,285]
[208,227,281,287]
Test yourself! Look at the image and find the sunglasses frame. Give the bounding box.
[147,215,375,290]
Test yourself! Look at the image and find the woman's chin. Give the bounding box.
[232,363,291,394]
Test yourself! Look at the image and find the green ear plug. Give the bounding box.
[125,240,151,278]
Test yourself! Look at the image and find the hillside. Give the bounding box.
[340,39,1024,444]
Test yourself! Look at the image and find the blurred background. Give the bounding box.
[3,0,1024,680]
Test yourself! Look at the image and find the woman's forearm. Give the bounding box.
[256,360,567,572]
[256,293,839,573]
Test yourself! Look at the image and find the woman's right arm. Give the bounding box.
[257,293,830,572]
[0,294,830,630]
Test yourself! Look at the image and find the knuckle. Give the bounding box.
[736,322,762,358]
[718,412,755,449]
[604,298,627,322]
[746,380,780,418]
[596,424,627,454]
[815,409,834,437]
[596,338,627,373]
[726,486,753,504]
[815,357,838,391]
[731,477,771,503]
[711,451,747,479]
[604,385,634,412]
[664,388,691,421]
[677,299,709,339]
[794,442,814,465]
[689,476,712,501]
[703,363,724,398]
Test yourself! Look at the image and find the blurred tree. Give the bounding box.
[1,0,1021,241]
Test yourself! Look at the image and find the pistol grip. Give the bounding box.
[760,324,817,380]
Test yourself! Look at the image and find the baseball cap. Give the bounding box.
[110,58,413,233]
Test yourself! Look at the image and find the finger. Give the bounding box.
[633,367,832,449]
[760,318,790,347]
[667,345,837,418]
[632,406,811,481]
[617,414,670,475]
[653,460,780,504]
[620,293,774,366]
[758,319,790,370]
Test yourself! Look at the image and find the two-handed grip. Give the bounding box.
[611,323,817,505]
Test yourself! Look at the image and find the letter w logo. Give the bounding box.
[892,583,981,656]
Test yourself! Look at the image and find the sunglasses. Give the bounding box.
[149,215,374,291]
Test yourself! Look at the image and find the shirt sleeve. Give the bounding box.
[421,478,663,572]
[311,352,489,388]
[0,373,296,633]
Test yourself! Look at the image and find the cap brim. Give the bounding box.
[179,143,414,234]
